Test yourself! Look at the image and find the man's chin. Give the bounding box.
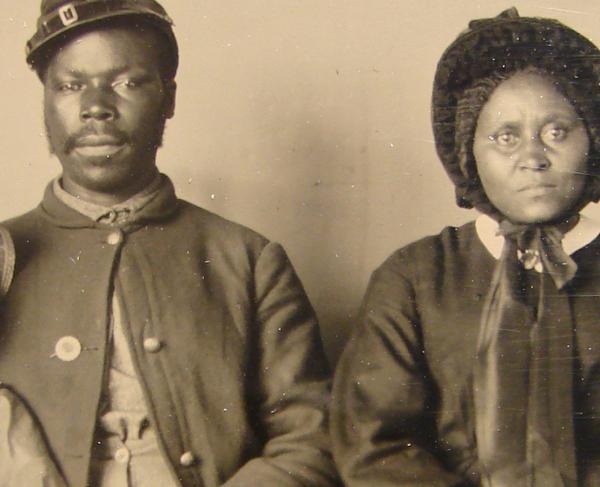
[62,176,149,203]
[62,162,159,200]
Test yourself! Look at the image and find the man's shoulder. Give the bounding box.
[171,199,271,250]
[1,206,44,234]
[0,206,51,256]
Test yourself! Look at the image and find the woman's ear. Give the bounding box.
[163,80,177,120]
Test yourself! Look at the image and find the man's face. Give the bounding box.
[43,26,176,204]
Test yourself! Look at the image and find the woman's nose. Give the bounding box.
[79,87,117,122]
[517,135,550,171]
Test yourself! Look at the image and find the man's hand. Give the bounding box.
[0,386,67,487]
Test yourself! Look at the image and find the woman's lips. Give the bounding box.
[518,183,557,195]
[518,182,556,190]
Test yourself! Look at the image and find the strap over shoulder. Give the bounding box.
[0,226,14,299]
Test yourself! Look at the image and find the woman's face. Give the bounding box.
[473,71,590,224]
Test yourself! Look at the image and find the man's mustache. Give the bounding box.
[64,127,128,153]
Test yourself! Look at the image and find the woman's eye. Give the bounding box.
[490,130,519,147]
[114,79,139,89]
[541,124,568,143]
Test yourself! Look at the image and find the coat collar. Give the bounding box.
[52,174,164,224]
[39,174,180,230]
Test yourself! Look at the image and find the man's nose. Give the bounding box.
[79,87,117,122]
[517,135,550,171]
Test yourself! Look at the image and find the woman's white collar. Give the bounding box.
[475,213,600,260]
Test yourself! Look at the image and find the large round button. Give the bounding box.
[179,451,196,467]
[143,337,162,353]
[54,336,81,362]
[114,447,130,464]
[106,231,123,246]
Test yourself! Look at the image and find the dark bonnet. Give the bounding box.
[432,7,600,213]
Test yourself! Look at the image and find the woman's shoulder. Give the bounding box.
[386,220,478,261]
[374,220,484,282]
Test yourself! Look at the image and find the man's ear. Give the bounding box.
[163,80,177,119]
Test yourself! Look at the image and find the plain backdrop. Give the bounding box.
[3,1,600,362]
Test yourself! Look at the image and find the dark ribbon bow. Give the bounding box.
[498,220,578,290]
[475,220,578,487]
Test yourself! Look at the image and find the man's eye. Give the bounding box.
[58,82,83,92]
[490,130,519,147]
[541,124,568,144]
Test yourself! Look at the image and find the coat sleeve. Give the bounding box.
[330,252,471,487]
[222,242,340,487]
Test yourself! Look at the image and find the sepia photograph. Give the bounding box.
[1,1,600,485]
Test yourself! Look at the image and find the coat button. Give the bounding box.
[114,447,131,464]
[106,231,123,245]
[54,336,81,362]
[143,337,162,353]
[179,451,196,467]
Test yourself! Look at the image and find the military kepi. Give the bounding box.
[26,0,178,73]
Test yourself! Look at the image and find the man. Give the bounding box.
[0,1,338,486]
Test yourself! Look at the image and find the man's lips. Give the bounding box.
[75,134,125,146]
[72,135,126,157]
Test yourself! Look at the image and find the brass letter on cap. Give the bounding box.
[58,4,79,26]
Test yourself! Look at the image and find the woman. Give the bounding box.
[332,8,600,487]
